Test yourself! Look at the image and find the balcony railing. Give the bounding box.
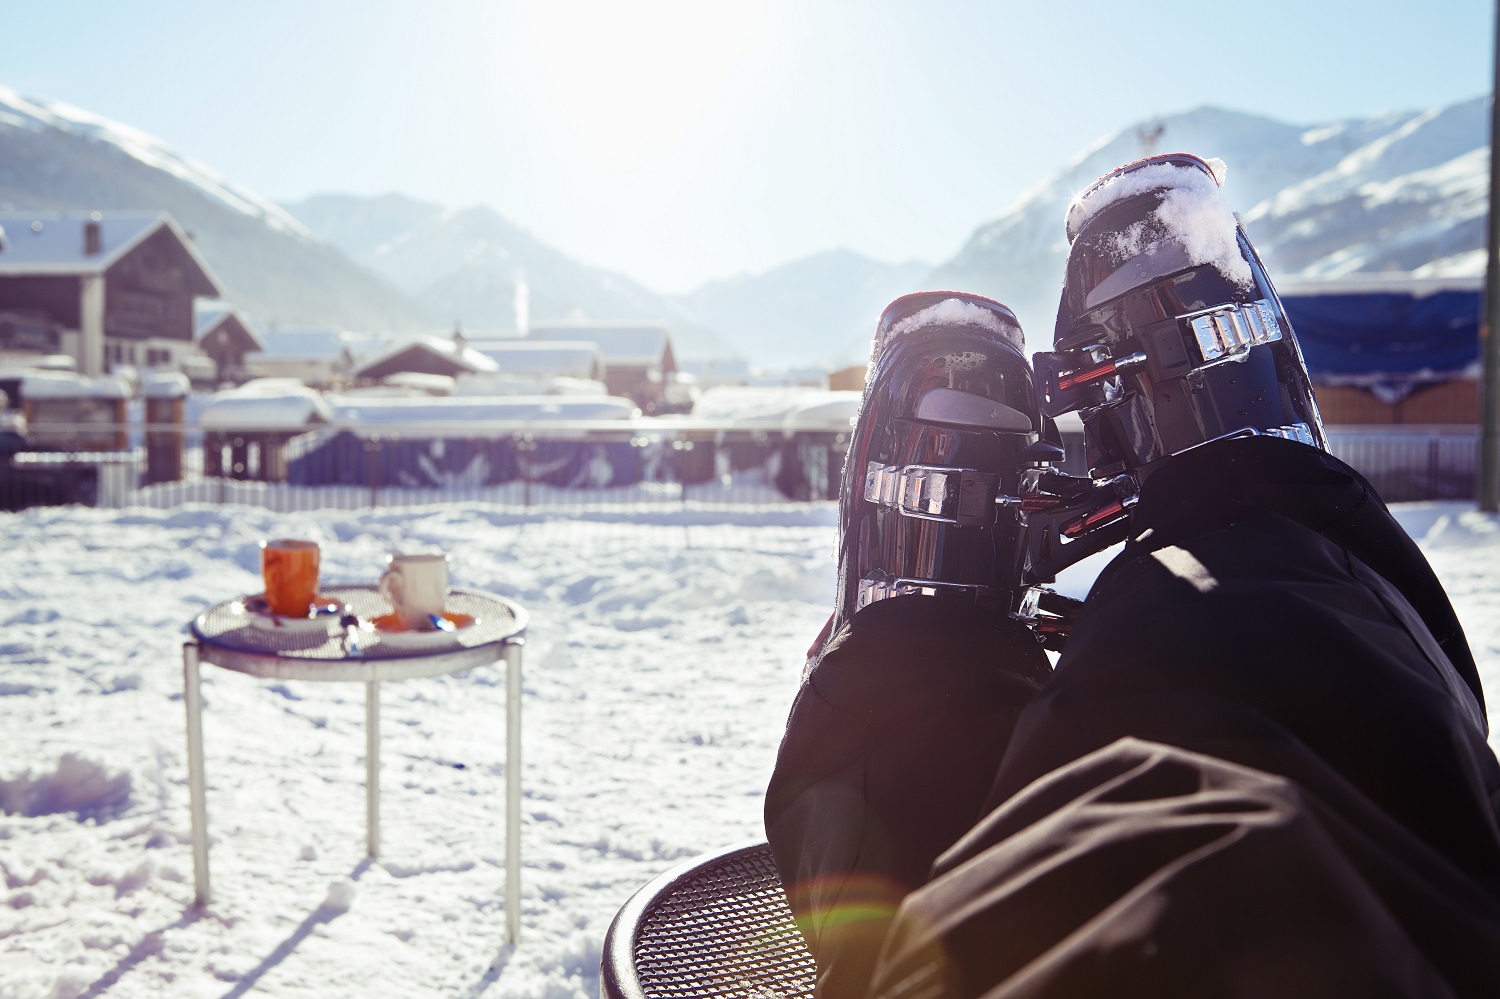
[0,420,1482,513]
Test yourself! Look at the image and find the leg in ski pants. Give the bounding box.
[768,438,1500,998]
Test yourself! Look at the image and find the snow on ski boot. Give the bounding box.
[1025,152,1328,579]
[818,291,1070,662]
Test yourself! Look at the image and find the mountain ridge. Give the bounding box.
[2,81,1484,371]
[282,197,740,361]
[925,96,1487,346]
[0,84,434,333]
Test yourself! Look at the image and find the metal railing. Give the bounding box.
[0,420,1482,513]
[3,419,853,513]
[1324,425,1479,503]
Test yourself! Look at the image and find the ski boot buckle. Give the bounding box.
[863,461,1001,527]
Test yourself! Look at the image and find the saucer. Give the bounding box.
[370,611,477,650]
[238,594,349,633]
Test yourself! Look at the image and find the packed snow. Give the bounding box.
[1,499,1497,998]
[1064,158,1253,290]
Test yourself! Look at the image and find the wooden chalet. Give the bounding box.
[0,211,223,377]
[195,304,264,386]
[352,335,500,383]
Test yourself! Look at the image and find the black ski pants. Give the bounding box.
[766,437,1500,998]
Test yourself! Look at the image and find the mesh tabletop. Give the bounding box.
[608,842,815,999]
[190,585,526,681]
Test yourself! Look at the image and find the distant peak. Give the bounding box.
[0,81,311,238]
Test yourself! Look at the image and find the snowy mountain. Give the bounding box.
[282,192,446,261]
[0,85,433,333]
[1241,99,1489,280]
[4,79,1481,370]
[284,197,740,362]
[927,97,1488,346]
[671,249,931,370]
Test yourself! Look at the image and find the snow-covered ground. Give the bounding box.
[1,500,1497,998]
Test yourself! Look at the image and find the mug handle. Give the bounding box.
[379,567,403,612]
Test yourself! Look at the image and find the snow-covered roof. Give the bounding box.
[20,372,131,400]
[691,386,859,431]
[198,383,334,429]
[783,391,862,432]
[469,340,604,379]
[353,336,500,379]
[328,394,640,423]
[377,372,456,395]
[1278,274,1482,298]
[0,212,223,294]
[194,302,265,351]
[0,356,75,379]
[256,329,388,360]
[142,371,190,400]
[529,325,672,367]
[545,376,609,396]
[194,308,230,333]
[451,373,610,399]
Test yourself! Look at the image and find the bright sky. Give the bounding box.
[5,0,1495,293]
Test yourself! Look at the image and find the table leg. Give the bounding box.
[183,642,210,907]
[505,642,522,946]
[367,680,380,859]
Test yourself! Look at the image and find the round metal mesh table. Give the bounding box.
[191,584,527,681]
[602,841,816,998]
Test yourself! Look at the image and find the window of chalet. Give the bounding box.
[0,314,59,352]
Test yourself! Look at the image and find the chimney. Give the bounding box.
[513,271,530,336]
[83,217,102,256]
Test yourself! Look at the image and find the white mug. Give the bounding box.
[378,553,450,630]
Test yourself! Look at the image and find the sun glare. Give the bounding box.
[518,0,774,164]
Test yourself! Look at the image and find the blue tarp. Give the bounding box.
[1281,287,1480,387]
[285,430,645,489]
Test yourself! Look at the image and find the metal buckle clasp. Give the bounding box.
[1185,299,1282,364]
[855,572,988,612]
[864,461,1001,527]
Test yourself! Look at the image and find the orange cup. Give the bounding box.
[261,538,320,617]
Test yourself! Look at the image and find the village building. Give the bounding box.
[352,335,500,383]
[469,339,606,383]
[528,324,678,412]
[1282,276,1481,425]
[246,328,388,386]
[198,380,334,481]
[0,211,222,377]
[826,364,867,392]
[195,303,264,387]
[679,356,753,388]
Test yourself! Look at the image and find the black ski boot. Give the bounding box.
[1040,152,1325,475]
[814,291,1073,665]
[1021,152,1329,582]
